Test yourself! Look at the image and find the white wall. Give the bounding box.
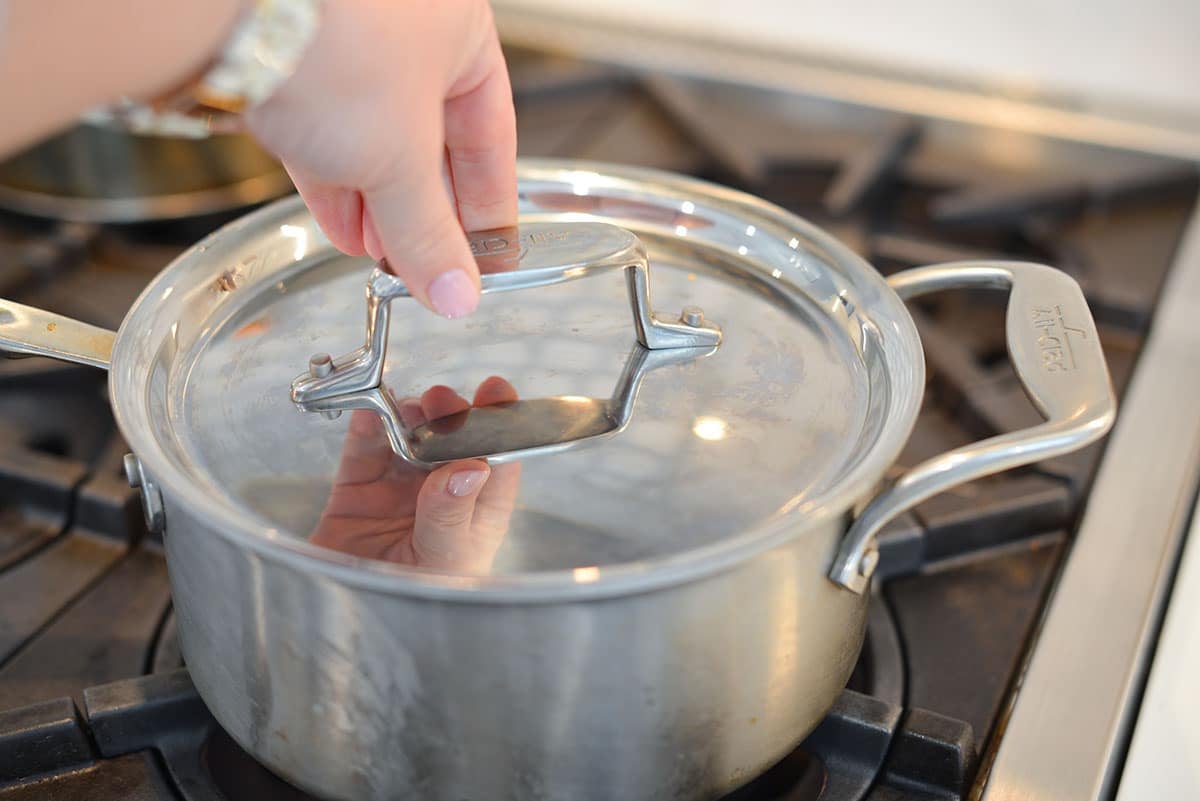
[497,0,1200,118]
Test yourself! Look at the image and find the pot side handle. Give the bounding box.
[0,298,114,370]
[829,261,1116,594]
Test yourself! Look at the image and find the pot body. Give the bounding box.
[163,489,867,801]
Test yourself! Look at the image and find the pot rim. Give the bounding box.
[110,159,926,602]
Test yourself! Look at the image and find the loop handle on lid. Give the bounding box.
[290,222,723,466]
[298,342,716,468]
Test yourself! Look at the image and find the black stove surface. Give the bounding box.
[0,47,1196,801]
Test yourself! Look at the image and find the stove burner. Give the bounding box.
[206,726,316,801]
[723,751,825,801]
[200,727,832,801]
[88,673,960,801]
[190,717,838,801]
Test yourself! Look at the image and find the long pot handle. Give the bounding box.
[0,298,165,533]
[0,298,114,370]
[828,261,1116,594]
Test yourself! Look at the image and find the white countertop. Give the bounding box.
[1115,496,1200,799]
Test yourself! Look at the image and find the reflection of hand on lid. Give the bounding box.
[310,377,521,574]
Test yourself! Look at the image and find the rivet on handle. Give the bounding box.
[307,354,341,420]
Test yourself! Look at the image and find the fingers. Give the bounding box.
[444,33,518,233]
[473,459,521,547]
[411,377,518,571]
[470,375,521,549]
[337,380,512,488]
[361,202,384,262]
[284,165,367,257]
[318,407,425,538]
[319,377,520,572]
[419,385,471,422]
[328,410,393,486]
[412,460,495,572]
[395,384,485,437]
[412,378,516,421]
[363,129,481,319]
[472,375,519,406]
[241,0,517,320]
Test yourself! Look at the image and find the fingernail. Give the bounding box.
[447,467,489,497]
[427,270,479,319]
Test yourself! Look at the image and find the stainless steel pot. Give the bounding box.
[0,122,292,222]
[0,160,1114,801]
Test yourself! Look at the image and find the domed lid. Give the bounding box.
[111,161,924,591]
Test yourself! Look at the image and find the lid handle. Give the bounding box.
[291,222,721,404]
[829,261,1116,594]
[290,222,722,465]
[297,342,714,467]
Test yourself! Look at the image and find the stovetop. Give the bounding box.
[0,47,1196,801]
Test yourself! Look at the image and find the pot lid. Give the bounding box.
[114,161,924,585]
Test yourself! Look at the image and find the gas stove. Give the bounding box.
[0,44,1197,801]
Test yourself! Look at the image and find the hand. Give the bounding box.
[245,0,517,319]
[310,377,521,574]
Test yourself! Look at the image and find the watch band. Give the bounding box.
[86,0,323,138]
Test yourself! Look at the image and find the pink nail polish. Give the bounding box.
[427,270,479,319]
[447,468,488,497]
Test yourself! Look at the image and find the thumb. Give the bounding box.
[364,156,480,319]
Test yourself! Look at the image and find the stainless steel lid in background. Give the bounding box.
[112,161,924,587]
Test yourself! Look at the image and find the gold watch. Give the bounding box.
[85,0,324,138]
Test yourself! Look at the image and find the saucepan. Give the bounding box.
[0,160,1114,801]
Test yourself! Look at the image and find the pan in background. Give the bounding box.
[0,122,293,224]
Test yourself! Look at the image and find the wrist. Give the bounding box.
[0,0,243,154]
[98,0,325,138]
[108,0,249,105]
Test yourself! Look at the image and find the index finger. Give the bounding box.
[443,33,518,233]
